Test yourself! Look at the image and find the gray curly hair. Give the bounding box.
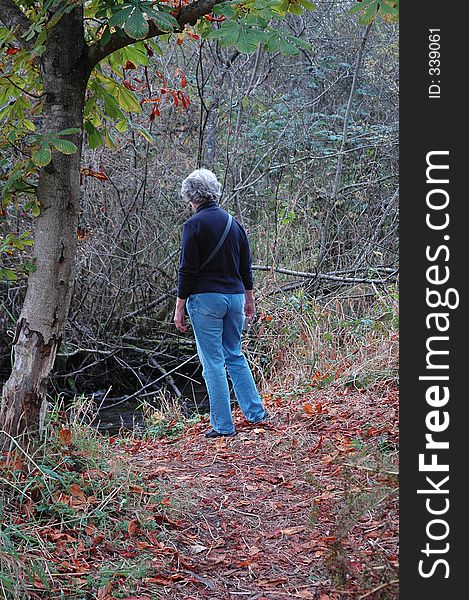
[181,168,222,205]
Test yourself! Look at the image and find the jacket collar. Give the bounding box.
[196,201,216,213]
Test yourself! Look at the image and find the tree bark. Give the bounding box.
[0,6,89,447]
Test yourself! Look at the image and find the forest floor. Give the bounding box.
[1,384,398,600]
[118,384,399,600]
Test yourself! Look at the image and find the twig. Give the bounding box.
[98,353,198,410]
[359,579,399,599]
[149,358,182,398]
[342,462,399,476]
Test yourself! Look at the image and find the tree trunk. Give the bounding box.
[0,7,89,447]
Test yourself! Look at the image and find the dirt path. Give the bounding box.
[127,387,399,600]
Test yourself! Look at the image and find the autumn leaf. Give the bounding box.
[280,526,307,535]
[80,167,109,181]
[190,543,208,554]
[297,591,315,599]
[128,519,139,536]
[59,428,72,445]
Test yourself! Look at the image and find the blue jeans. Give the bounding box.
[186,292,266,434]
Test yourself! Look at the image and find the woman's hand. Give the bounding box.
[244,289,255,321]
[174,298,187,333]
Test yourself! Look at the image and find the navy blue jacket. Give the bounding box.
[177,202,254,299]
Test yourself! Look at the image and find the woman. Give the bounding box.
[174,168,268,438]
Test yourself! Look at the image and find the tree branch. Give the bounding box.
[87,0,223,69]
[0,0,33,50]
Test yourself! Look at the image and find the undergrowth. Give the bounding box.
[247,283,399,394]
[0,400,193,600]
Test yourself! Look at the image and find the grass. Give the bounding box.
[245,283,399,395]
[304,414,399,598]
[0,400,185,599]
[138,393,203,440]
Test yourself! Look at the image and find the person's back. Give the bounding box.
[178,202,253,298]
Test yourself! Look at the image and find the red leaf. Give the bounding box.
[205,14,226,22]
[154,70,167,87]
[124,60,137,70]
[175,67,187,88]
[149,106,160,121]
[128,519,139,536]
[80,168,108,181]
[6,47,20,55]
[123,80,137,91]
[59,428,73,445]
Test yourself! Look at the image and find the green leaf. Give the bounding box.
[108,6,134,28]
[124,8,149,40]
[120,43,150,66]
[115,120,128,133]
[50,139,78,155]
[3,268,18,281]
[288,2,303,16]
[213,3,237,18]
[84,121,103,149]
[23,119,36,131]
[104,129,117,149]
[100,25,112,47]
[278,36,300,55]
[134,125,155,143]
[32,144,51,167]
[150,10,179,33]
[24,261,37,273]
[56,128,80,136]
[236,28,262,54]
[264,32,281,52]
[102,92,126,121]
[349,0,380,23]
[299,0,316,9]
[207,20,240,46]
[349,0,375,13]
[243,15,269,28]
[115,84,141,113]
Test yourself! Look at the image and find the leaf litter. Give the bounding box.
[1,384,398,599]
[126,383,399,599]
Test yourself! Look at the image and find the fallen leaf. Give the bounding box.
[190,544,208,554]
[59,428,73,445]
[68,483,86,502]
[280,526,307,535]
[128,519,139,536]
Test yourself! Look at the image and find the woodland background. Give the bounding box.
[1,0,399,406]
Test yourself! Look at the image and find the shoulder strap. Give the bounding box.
[200,214,233,269]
